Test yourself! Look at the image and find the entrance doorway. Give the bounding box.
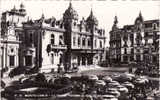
[9,56,15,66]
[25,56,32,66]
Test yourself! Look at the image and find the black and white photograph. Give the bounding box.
[0,0,160,100]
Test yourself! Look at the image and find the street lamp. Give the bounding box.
[148,39,153,65]
[142,38,146,68]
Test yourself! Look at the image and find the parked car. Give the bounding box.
[100,95,118,100]
[87,75,99,81]
[106,88,120,97]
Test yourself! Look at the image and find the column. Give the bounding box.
[121,55,123,62]
[23,57,25,67]
[85,37,88,48]
[134,54,136,61]
[15,55,17,67]
[80,36,82,48]
[80,56,82,66]
[2,47,4,69]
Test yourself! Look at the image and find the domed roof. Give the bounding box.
[19,3,26,15]
[135,11,143,24]
[20,3,25,9]
[63,2,78,20]
[86,9,98,25]
[11,5,17,12]
[114,16,118,25]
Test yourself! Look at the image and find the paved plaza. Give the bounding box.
[1,66,160,100]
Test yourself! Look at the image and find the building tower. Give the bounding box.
[86,9,98,50]
[134,11,144,62]
[0,4,27,77]
[109,15,121,63]
[63,2,78,66]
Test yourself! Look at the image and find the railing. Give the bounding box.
[51,44,67,49]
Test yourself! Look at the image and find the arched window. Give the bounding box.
[100,41,102,48]
[51,34,55,45]
[124,48,127,54]
[88,39,91,47]
[51,53,54,64]
[74,22,76,26]
[153,23,157,30]
[82,38,86,46]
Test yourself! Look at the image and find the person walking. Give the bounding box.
[80,83,86,100]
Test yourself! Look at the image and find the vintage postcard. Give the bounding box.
[0,0,160,100]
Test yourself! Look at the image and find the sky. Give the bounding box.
[0,0,160,46]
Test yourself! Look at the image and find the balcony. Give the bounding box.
[72,48,104,53]
[50,44,67,50]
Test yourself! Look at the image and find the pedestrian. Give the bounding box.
[80,83,86,99]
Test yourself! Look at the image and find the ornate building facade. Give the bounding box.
[0,2,106,74]
[63,3,106,69]
[109,12,160,67]
[0,4,26,76]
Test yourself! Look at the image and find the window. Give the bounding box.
[74,22,76,26]
[59,54,63,64]
[82,57,85,65]
[78,37,81,46]
[51,53,54,64]
[131,48,134,54]
[30,34,33,43]
[95,40,97,47]
[145,32,148,37]
[51,34,55,45]
[153,23,157,30]
[130,55,134,61]
[78,56,80,65]
[130,34,134,46]
[100,41,102,48]
[9,56,15,66]
[136,55,141,62]
[73,37,76,46]
[123,56,128,62]
[11,48,14,52]
[137,49,140,52]
[59,35,64,45]
[153,56,157,62]
[82,38,86,46]
[124,41,128,47]
[25,56,32,66]
[123,35,128,41]
[59,35,63,39]
[124,48,127,54]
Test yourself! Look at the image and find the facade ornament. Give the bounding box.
[63,2,78,21]
[114,16,118,25]
[112,15,118,30]
[86,8,98,27]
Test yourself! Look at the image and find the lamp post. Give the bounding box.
[142,38,146,70]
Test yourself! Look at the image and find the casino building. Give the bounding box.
[0,2,106,74]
